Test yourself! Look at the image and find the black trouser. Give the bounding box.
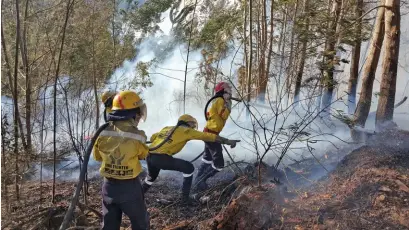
[202,141,224,170]
[144,154,194,198]
[194,142,224,191]
[102,177,149,230]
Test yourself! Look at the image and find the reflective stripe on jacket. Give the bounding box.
[93,120,149,179]
[149,126,216,156]
[205,97,231,133]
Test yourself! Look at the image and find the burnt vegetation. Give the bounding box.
[1,0,409,229]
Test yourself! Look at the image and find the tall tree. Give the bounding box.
[354,0,385,127]
[278,5,288,92]
[293,0,309,105]
[1,114,10,210]
[21,0,32,153]
[286,0,299,104]
[53,0,73,203]
[247,0,253,104]
[243,0,248,98]
[257,0,268,103]
[375,0,400,128]
[264,0,274,97]
[91,2,100,130]
[347,0,363,114]
[1,8,28,153]
[13,0,22,201]
[321,0,342,117]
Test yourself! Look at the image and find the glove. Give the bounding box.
[227,139,240,148]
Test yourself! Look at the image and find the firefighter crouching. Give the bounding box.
[141,114,239,204]
[93,90,150,230]
[195,82,234,192]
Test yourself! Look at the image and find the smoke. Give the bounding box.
[23,10,353,182]
[4,7,408,183]
[100,9,355,172]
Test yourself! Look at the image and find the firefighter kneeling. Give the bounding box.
[93,90,150,230]
[142,114,239,204]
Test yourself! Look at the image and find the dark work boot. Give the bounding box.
[141,181,151,194]
[196,162,211,179]
[180,176,196,205]
[195,167,218,193]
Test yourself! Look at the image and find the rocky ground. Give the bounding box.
[2,130,409,230]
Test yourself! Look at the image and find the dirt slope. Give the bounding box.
[195,130,409,230]
[2,130,409,230]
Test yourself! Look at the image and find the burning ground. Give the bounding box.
[2,130,409,230]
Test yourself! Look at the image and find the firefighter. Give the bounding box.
[101,90,117,122]
[93,90,150,230]
[141,114,239,204]
[195,81,234,192]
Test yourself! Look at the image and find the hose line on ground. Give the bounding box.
[59,122,109,230]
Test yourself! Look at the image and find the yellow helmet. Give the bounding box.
[101,91,117,114]
[112,90,147,122]
[178,114,198,130]
[101,91,117,104]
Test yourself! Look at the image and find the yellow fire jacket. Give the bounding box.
[149,126,217,155]
[93,120,149,179]
[205,97,231,133]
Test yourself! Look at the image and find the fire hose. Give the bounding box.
[60,120,196,229]
[204,95,242,121]
[59,122,109,230]
[61,97,243,229]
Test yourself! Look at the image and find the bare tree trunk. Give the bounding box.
[375,0,400,129]
[21,0,32,154]
[23,21,31,152]
[91,5,100,130]
[13,0,22,202]
[53,0,73,203]
[354,1,385,127]
[256,3,261,97]
[243,0,248,98]
[321,0,341,117]
[39,79,49,202]
[265,0,274,88]
[112,0,117,68]
[316,0,332,114]
[257,0,268,103]
[347,0,363,115]
[286,0,299,102]
[278,6,288,90]
[335,0,345,48]
[244,0,248,85]
[247,0,253,104]
[293,0,309,105]
[1,9,28,152]
[276,6,285,54]
[1,117,9,211]
[60,79,88,204]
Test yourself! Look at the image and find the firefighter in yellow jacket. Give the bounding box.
[141,114,239,203]
[195,81,233,191]
[93,90,150,230]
